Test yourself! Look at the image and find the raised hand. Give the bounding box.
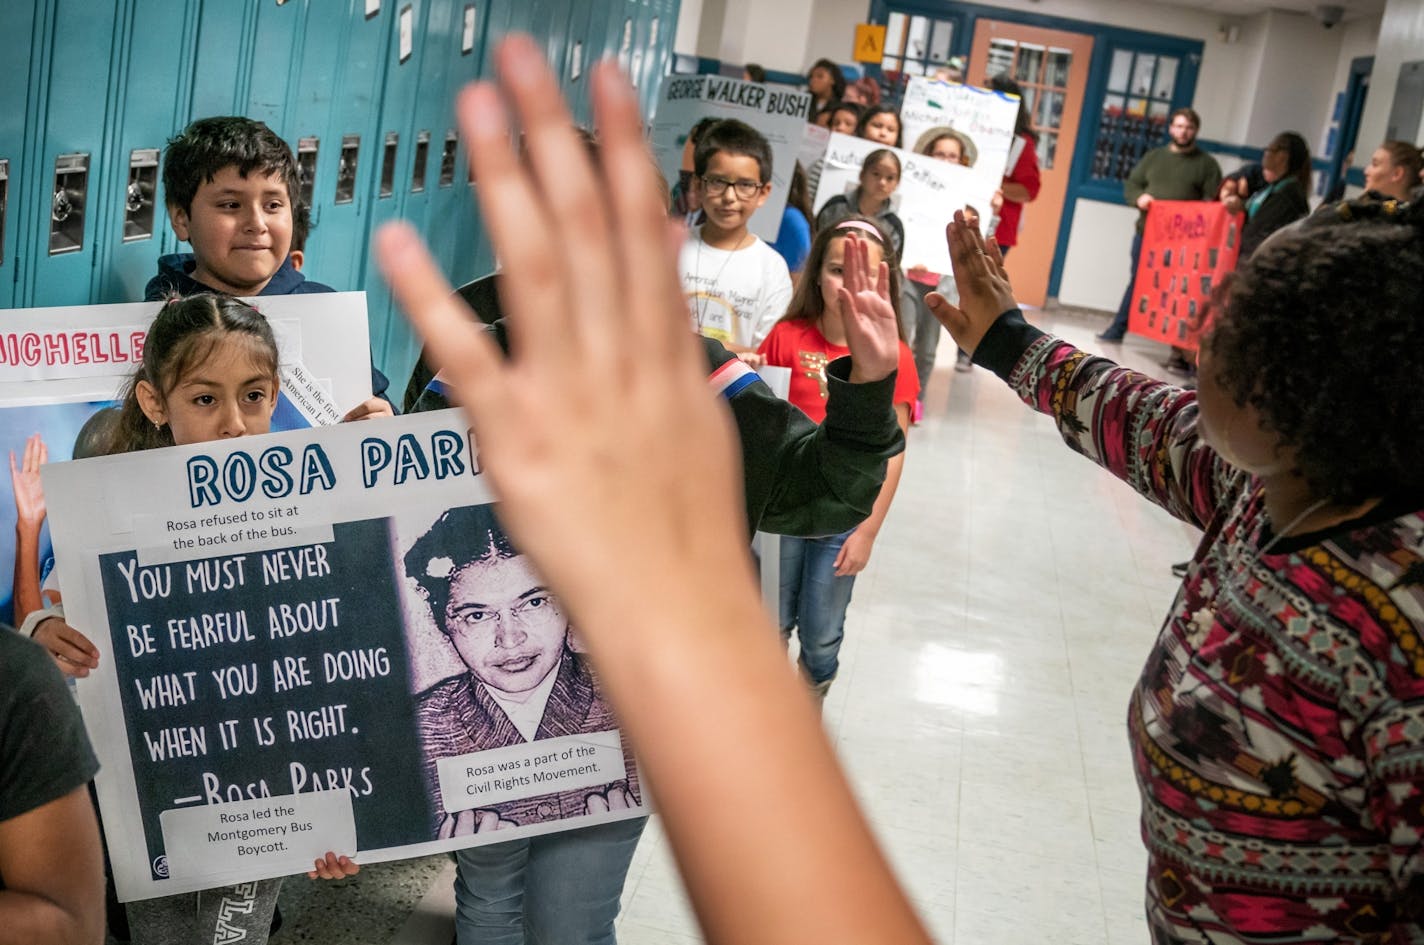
[837,232,900,384]
[10,434,49,529]
[374,37,747,630]
[925,209,1019,356]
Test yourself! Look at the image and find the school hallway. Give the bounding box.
[267,304,1197,945]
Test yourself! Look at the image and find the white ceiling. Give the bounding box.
[1125,0,1384,21]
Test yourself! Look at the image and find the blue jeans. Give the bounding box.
[454,815,647,945]
[1103,231,1143,339]
[779,531,857,685]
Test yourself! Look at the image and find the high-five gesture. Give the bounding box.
[837,232,901,384]
[374,35,931,945]
[925,209,1019,355]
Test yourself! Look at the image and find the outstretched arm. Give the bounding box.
[926,211,1237,529]
[376,36,931,945]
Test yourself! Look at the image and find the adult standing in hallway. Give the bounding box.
[1096,108,1221,359]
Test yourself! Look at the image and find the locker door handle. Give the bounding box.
[52,188,74,222]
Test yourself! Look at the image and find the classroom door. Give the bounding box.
[968,21,1092,307]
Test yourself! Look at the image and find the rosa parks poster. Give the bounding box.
[44,409,643,901]
[0,293,373,625]
[1128,200,1243,350]
[649,75,812,242]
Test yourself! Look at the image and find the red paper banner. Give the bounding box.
[1128,200,1243,351]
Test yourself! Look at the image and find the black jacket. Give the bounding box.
[403,274,904,538]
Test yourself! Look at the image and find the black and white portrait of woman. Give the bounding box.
[403,504,640,839]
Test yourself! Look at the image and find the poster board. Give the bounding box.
[44,410,646,901]
[898,76,1020,185]
[650,76,813,242]
[0,293,373,624]
[1128,201,1243,350]
[812,133,991,273]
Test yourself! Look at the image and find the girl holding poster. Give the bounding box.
[26,294,358,944]
[815,149,906,260]
[758,220,918,700]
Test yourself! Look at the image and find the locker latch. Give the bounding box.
[297,137,319,209]
[379,132,398,199]
[412,130,430,193]
[123,148,159,242]
[49,152,89,255]
[335,134,360,204]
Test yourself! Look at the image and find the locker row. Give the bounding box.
[1,0,678,389]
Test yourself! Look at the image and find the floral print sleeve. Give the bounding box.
[974,309,1240,531]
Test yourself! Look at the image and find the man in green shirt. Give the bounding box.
[1097,108,1222,351]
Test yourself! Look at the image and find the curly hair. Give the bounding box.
[1205,195,1424,504]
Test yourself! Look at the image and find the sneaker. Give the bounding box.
[955,352,972,373]
[1170,560,1190,578]
[1096,331,1124,342]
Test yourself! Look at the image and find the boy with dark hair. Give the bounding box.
[678,118,792,359]
[146,115,391,403]
[289,201,312,272]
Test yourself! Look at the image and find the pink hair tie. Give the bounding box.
[833,219,882,238]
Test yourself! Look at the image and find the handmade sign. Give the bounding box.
[0,293,372,624]
[898,76,1020,181]
[1128,200,1243,350]
[813,133,992,273]
[44,410,644,901]
[650,75,813,241]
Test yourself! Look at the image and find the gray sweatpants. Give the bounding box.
[126,879,282,945]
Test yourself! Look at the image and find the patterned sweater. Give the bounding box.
[977,310,1424,945]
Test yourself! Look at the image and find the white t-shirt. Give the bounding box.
[678,227,793,349]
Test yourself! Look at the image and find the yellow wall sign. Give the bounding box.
[853,23,887,63]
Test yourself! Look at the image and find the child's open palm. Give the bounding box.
[836,233,899,384]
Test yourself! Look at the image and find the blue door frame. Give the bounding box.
[866,0,1203,298]
[1330,56,1374,191]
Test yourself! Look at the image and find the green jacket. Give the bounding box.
[1124,146,1223,232]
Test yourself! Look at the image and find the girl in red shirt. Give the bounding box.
[758,218,919,698]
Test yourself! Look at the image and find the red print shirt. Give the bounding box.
[758,319,919,424]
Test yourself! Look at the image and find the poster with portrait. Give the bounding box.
[812,133,993,274]
[44,409,644,901]
[649,75,813,241]
[1128,200,1243,350]
[898,76,1021,183]
[0,293,372,625]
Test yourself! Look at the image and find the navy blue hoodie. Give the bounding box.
[144,253,390,402]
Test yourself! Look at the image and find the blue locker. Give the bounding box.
[187,3,260,120]
[27,0,122,309]
[446,0,501,288]
[93,0,202,304]
[244,0,306,130]
[276,0,365,295]
[399,0,464,286]
[0,1,41,309]
[561,0,594,125]
[366,0,443,389]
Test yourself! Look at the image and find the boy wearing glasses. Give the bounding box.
[677,119,793,361]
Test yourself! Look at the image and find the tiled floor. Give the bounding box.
[275,305,1199,944]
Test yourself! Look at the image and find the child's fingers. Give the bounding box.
[592,62,700,375]
[491,37,617,362]
[453,82,574,368]
[375,223,506,419]
[877,261,892,304]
